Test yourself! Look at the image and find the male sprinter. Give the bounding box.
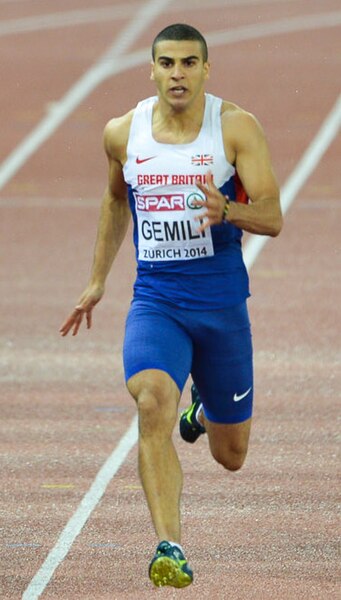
[60,23,282,588]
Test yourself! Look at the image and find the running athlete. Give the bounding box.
[60,24,282,589]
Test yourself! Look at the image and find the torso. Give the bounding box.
[117,93,250,310]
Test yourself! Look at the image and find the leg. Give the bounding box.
[127,368,182,542]
[204,416,252,471]
[123,299,194,587]
[186,301,254,468]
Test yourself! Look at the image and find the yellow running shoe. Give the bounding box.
[149,541,193,588]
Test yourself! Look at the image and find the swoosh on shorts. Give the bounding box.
[233,387,252,402]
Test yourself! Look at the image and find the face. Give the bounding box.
[151,40,210,111]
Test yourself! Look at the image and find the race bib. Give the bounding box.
[134,190,214,261]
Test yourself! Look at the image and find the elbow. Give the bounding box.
[269,214,283,237]
[267,202,283,236]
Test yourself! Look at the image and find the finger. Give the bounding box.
[72,312,84,336]
[195,215,211,233]
[62,307,83,336]
[192,199,205,208]
[86,309,92,329]
[196,181,207,195]
[205,170,214,185]
[59,314,77,336]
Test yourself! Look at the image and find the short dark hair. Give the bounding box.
[152,23,208,62]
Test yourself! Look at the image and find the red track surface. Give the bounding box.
[1,1,340,598]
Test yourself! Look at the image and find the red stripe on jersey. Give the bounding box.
[234,173,248,204]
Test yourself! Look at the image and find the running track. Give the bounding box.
[0,1,340,598]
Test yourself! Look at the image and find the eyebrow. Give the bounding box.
[157,55,200,62]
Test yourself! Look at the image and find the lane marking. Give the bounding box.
[206,10,341,46]
[0,0,298,37]
[21,2,171,597]
[22,414,138,599]
[243,93,341,270]
[6,543,41,549]
[0,0,172,191]
[21,94,341,598]
[1,11,340,193]
[41,484,75,489]
[12,7,340,599]
[0,4,139,36]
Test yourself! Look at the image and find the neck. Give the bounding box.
[153,93,206,138]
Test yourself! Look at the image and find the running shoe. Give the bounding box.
[179,383,206,443]
[149,540,193,588]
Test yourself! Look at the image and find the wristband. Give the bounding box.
[223,198,230,221]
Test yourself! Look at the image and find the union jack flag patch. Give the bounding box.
[191,154,214,166]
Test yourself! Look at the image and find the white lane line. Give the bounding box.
[243,93,341,270]
[20,92,341,599]
[0,0,172,191]
[22,415,138,600]
[12,8,340,600]
[1,11,340,194]
[20,1,171,598]
[205,10,341,46]
[0,0,297,37]
[0,4,139,36]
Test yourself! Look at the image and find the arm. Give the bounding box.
[60,117,131,336]
[195,109,283,237]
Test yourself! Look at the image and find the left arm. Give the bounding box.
[195,110,283,237]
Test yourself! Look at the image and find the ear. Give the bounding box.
[150,62,155,81]
[204,61,210,80]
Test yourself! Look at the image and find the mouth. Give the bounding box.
[169,86,187,97]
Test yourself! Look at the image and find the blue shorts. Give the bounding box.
[123,298,253,424]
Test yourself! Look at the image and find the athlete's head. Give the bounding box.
[152,23,208,63]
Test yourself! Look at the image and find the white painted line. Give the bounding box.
[1,11,340,193]
[20,93,341,598]
[22,415,138,600]
[0,0,298,37]
[0,4,138,36]
[5,8,341,596]
[20,1,171,597]
[243,93,341,270]
[0,0,172,191]
[206,10,341,46]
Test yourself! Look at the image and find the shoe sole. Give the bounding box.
[149,556,193,588]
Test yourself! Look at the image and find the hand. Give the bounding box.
[194,171,227,232]
[59,283,105,337]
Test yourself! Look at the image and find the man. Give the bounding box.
[60,23,282,589]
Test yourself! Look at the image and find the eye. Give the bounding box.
[159,59,172,68]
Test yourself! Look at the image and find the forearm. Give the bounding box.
[90,187,130,285]
[226,195,283,237]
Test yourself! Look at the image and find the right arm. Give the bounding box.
[60,115,132,336]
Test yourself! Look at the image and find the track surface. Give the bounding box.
[1,1,340,598]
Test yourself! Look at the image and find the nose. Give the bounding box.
[171,63,184,80]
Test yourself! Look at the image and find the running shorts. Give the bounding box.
[123,298,253,424]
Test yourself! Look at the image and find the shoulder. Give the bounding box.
[221,101,265,138]
[220,101,268,162]
[103,109,135,164]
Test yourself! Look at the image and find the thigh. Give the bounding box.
[123,299,193,394]
[191,302,253,425]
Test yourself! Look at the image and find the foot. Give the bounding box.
[179,384,206,443]
[149,541,193,588]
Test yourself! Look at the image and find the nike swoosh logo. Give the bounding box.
[136,156,156,164]
[233,387,252,402]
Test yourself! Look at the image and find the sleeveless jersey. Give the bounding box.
[123,93,250,310]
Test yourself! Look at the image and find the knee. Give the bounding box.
[127,372,178,436]
[211,446,248,472]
